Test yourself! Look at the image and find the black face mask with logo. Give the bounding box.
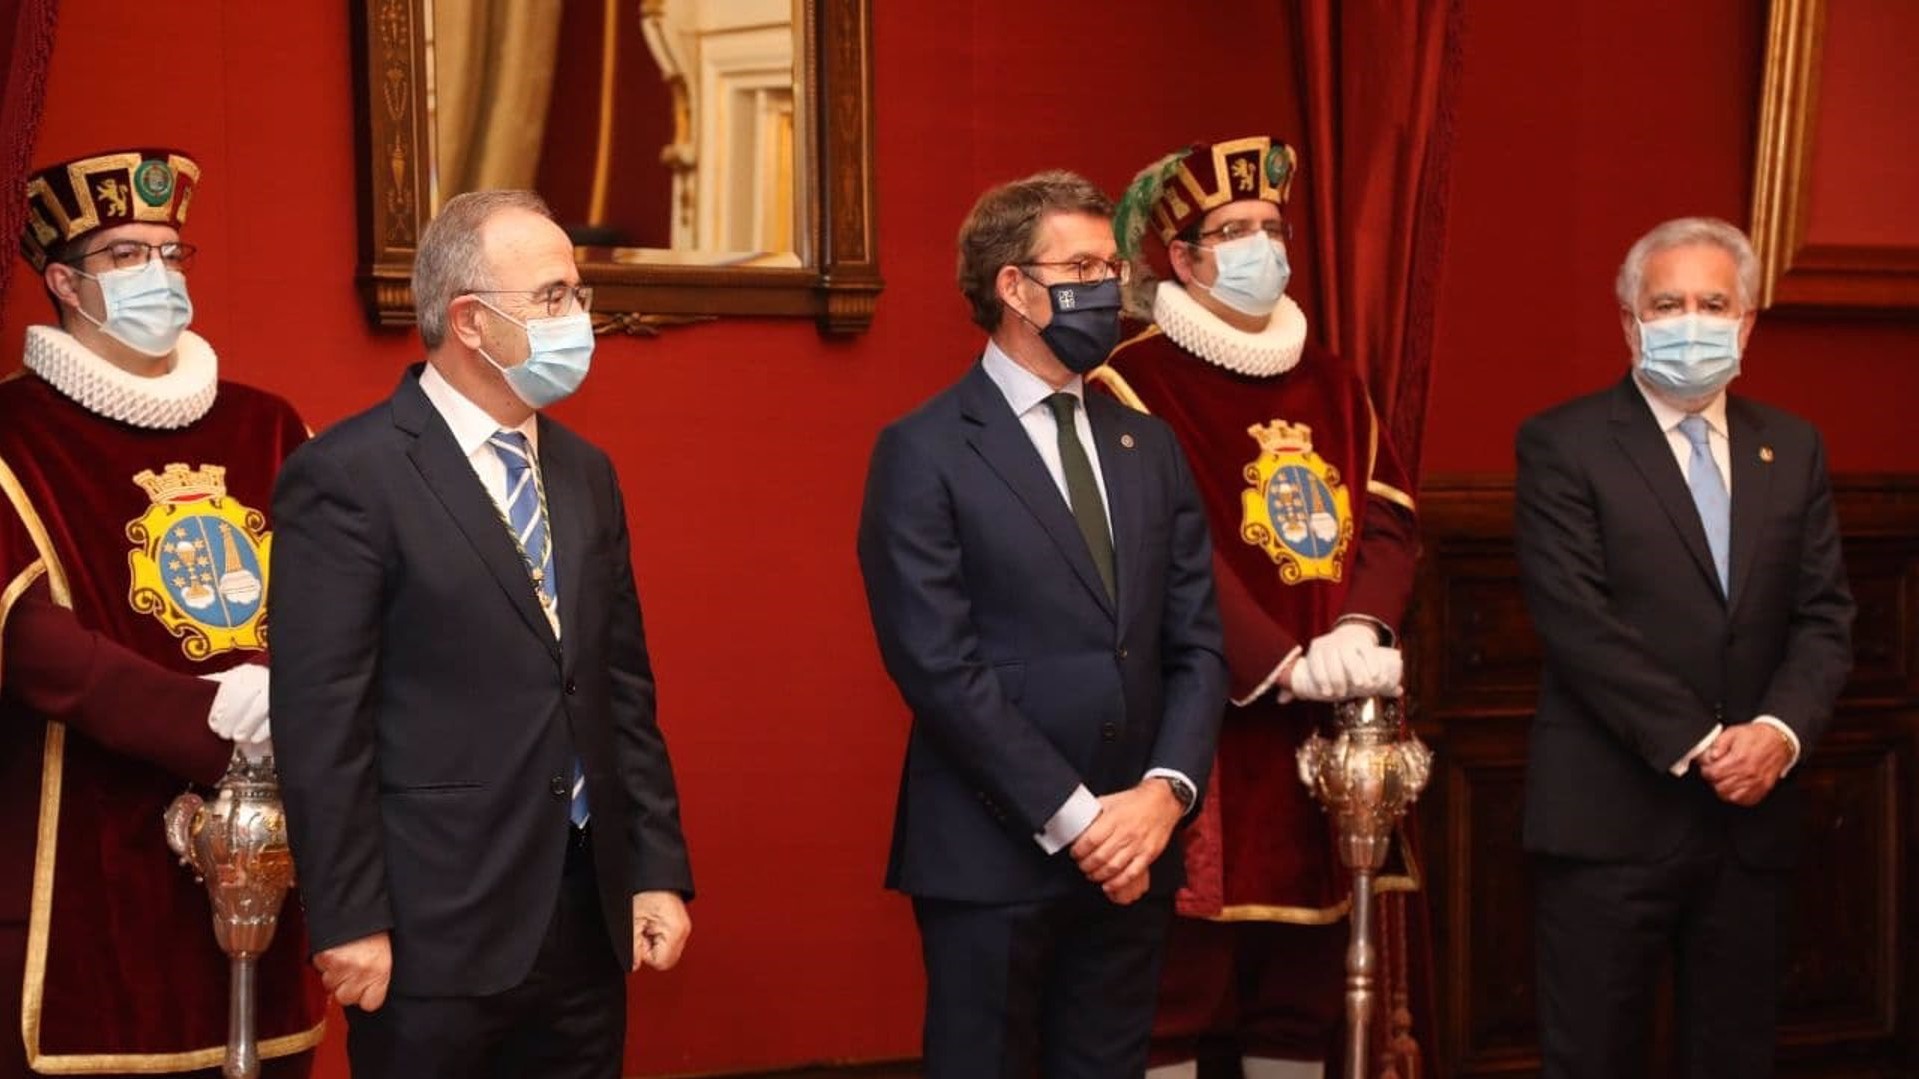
[1019,276,1123,374]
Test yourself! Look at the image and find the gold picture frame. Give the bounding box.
[1750,0,1919,311]
[351,0,882,335]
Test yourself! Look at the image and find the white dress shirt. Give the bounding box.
[979,342,1197,853]
[1632,377,1800,775]
[419,363,560,637]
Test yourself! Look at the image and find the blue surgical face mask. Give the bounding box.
[1194,233,1290,316]
[72,256,194,357]
[476,300,595,408]
[1018,275,1123,374]
[1637,313,1742,397]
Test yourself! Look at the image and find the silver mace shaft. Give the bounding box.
[226,956,258,1079]
[1343,871,1376,1079]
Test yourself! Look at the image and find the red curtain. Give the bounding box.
[1296,0,1464,488]
[1,0,60,331]
[1291,3,1466,1077]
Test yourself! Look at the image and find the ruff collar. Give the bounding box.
[22,326,218,429]
[1151,281,1307,377]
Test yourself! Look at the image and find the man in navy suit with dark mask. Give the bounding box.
[857,170,1226,1078]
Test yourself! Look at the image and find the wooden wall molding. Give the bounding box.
[1409,473,1919,1078]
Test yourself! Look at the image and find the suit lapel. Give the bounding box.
[538,418,590,674]
[958,364,1116,620]
[1606,377,1722,599]
[1725,397,1773,614]
[393,370,561,654]
[1088,396,1144,627]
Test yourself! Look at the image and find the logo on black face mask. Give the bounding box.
[1058,289,1078,310]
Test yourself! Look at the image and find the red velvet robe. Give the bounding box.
[1094,325,1420,919]
[0,369,325,1076]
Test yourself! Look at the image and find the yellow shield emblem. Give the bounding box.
[1239,421,1352,584]
[126,463,271,660]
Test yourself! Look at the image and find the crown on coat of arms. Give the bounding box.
[1249,420,1314,455]
[133,462,227,502]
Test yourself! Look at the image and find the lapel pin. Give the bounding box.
[1759,446,1774,463]
[1120,433,1135,449]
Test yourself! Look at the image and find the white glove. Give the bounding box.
[1285,653,1337,702]
[1296,623,1404,700]
[202,664,271,746]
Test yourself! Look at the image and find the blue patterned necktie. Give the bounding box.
[1679,414,1730,595]
[488,430,589,827]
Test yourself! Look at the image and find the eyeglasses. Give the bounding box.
[1020,257,1132,286]
[1188,220,1291,247]
[68,240,197,272]
[462,283,595,319]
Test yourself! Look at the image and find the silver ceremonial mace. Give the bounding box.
[1298,695,1432,1079]
[164,750,297,1079]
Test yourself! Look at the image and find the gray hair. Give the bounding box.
[413,189,554,348]
[1614,216,1759,311]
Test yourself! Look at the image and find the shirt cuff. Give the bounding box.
[1142,767,1198,818]
[1334,612,1396,647]
[1752,715,1802,774]
[1669,724,1723,776]
[1234,646,1303,707]
[1033,785,1101,854]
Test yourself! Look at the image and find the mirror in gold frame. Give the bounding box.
[353,0,880,335]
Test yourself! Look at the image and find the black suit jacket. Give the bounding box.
[1514,375,1853,868]
[269,365,692,996]
[857,361,1226,903]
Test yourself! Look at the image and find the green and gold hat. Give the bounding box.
[1115,135,1297,267]
[21,148,201,271]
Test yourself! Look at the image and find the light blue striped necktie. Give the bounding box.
[488,430,589,827]
[1679,414,1730,595]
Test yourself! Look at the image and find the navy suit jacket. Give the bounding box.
[269,365,693,996]
[1514,375,1853,868]
[857,360,1226,903]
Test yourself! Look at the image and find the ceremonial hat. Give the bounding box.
[21,149,201,271]
[1115,135,1296,264]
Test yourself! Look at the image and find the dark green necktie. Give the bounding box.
[1045,393,1115,600]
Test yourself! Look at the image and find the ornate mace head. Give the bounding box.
[163,749,296,958]
[1297,695,1434,873]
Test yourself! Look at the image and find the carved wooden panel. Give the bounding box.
[1410,475,1919,1079]
[1432,749,1537,1073]
[1779,737,1901,1046]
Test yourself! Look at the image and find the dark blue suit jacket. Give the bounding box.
[269,366,693,996]
[1515,376,1854,868]
[857,360,1226,903]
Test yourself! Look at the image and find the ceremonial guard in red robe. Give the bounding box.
[0,149,324,1078]
[1092,137,1420,1079]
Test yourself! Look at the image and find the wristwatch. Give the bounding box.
[1159,775,1197,813]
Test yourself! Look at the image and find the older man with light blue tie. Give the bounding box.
[1513,216,1853,1079]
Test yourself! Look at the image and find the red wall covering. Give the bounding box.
[3,1,1914,1076]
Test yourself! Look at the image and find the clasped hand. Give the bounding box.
[1699,723,1793,807]
[1287,623,1402,702]
[1069,779,1183,907]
